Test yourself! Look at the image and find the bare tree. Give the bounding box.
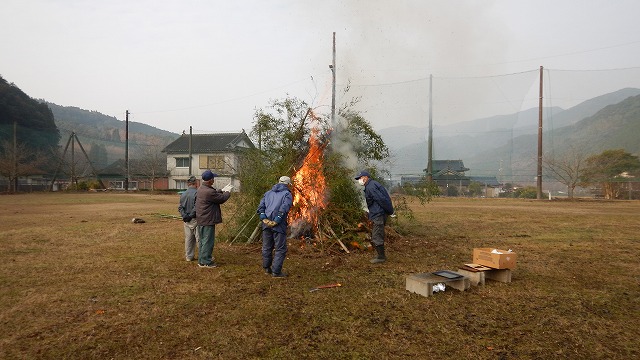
[543,145,588,198]
[132,139,167,191]
[0,140,47,192]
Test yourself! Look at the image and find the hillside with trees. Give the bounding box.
[0,76,60,155]
[382,89,640,180]
[465,94,640,187]
[0,75,182,191]
[0,76,61,190]
[48,103,178,166]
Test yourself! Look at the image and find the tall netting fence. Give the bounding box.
[348,66,640,196]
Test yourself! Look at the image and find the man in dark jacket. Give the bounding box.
[195,170,231,268]
[178,175,199,261]
[257,176,293,278]
[355,170,394,263]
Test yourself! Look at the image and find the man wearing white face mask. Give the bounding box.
[354,170,394,263]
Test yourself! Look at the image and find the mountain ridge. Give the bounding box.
[47,102,180,164]
[382,88,640,178]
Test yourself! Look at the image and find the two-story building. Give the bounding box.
[162,131,255,190]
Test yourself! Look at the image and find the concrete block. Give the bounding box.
[406,272,470,297]
[456,268,485,286]
[485,268,511,283]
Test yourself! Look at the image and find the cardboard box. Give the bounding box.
[472,248,517,269]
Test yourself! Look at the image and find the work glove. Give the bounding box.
[259,212,267,220]
[273,212,285,224]
[262,219,277,227]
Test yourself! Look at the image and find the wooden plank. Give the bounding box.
[464,263,493,271]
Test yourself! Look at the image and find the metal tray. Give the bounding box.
[432,270,463,279]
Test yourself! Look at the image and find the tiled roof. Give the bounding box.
[433,168,469,180]
[162,132,255,154]
[432,160,469,172]
[97,159,169,177]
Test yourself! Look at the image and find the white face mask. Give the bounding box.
[358,178,366,186]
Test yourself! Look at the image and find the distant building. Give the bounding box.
[97,158,169,190]
[468,176,501,197]
[162,131,255,190]
[431,160,470,193]
[400,159,500,197]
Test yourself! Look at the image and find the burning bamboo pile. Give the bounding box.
[289,127,327,240]
[286,121,375,253]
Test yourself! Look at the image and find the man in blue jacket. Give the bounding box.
[355,170,394,263]
[257,176,293,278]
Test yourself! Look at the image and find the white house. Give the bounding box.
[162,131,255,190]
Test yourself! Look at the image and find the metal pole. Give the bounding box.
[537,66,543,199]
[125,110,129,191]
[71,131,75,188]
[12,121,17,192]
[331,32,336,130]
[427,74,433,182]
[49,133,73,191]
[189,126,193,176]
[73,133,106,189]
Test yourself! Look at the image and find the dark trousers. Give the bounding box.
[262,228,287,274]
[198,225,216,265]
[371,215,387,247]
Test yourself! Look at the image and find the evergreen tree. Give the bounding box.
[0,76,60,154]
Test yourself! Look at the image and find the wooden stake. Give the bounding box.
[326,226,350,253]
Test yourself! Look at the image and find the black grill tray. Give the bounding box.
[432,270,463,279]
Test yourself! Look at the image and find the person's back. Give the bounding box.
[195,170,231,268]
[195,182,230,226]
[179,187,197,219]
[261,182,292,233]
[178,177,199,261]
[257,176,293,278]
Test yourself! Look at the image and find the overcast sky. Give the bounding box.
[2,0,640,135]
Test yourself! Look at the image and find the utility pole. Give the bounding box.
[188,126,193,176]
[12,121,17,192]
[330,32,336,130]
[71,130,75,187]
[537,66,543,199]
[427,74,433,182]
[125,110,129,192]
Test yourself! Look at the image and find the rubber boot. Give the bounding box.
[370,245,386,263]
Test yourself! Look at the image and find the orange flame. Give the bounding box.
[290,127,327,235]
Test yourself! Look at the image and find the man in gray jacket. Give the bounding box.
[178,176,199,261]
[195,170,231,268]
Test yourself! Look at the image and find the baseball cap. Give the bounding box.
[354,170,370,180]
[187,176,197,183]
[201,170,217,181]
[279,176,292,185]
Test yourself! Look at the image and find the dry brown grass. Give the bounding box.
[0,193,638,359]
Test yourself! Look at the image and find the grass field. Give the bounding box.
[0,193,638,359]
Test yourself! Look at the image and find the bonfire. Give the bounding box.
[232,103,383,252]
[289,126,328,239]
